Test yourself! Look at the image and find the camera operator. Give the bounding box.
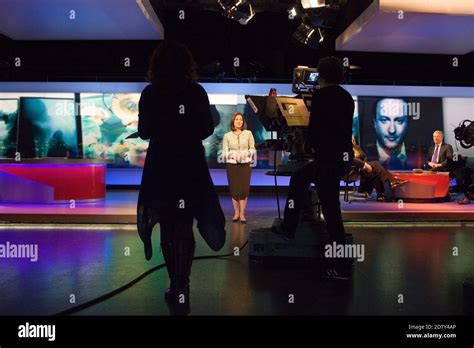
[274,58,354,263]
[310,56,355,279]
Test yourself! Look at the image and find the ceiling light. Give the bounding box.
[301,0,326,9]
[293,23,324,49]
[318,27,324,43]
[218,0,255,25]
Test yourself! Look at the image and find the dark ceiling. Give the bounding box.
[0,0,472,85]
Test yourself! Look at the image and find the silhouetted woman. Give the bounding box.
[137,41,225,315]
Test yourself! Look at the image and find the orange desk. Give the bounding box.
[393,171,451,202]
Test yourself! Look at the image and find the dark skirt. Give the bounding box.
[226,163,251,200]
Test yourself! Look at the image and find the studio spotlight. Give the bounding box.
[293,23,324,49]
[301,0,326,9]
[218,0,255,25]
[317,27,324,43]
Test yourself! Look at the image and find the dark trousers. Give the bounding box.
[314,160,352,244]
[282,162,316,235]
[160,210,195,244]
[359,161,394,197]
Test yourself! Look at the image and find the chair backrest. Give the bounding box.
[342,165,360,182]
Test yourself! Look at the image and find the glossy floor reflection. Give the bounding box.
[0,212,473,316]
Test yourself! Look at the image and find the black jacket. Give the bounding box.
[344,144,366,180]
[309,85,354,163]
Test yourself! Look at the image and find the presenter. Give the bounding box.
[222,112,255,223]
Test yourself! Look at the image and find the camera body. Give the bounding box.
[454,119,474,149]
[450,120,474,197]
[292,66,319,94]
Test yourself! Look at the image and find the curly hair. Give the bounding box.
[317,56,345,84]
[147,40,198,92]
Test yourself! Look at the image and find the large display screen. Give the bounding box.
[1,89,471,169]
[0,99,19,158]
[80,93,148,167]
[358,97,445,170]
[18,97,78,159]
[80,94,274,168]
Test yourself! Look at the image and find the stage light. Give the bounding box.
[293,23,313,45]
[317,27,324,43]
[301,0,326,9]
[293,23,324,49]
[218,0,255,25]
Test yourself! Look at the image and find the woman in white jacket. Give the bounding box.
[222,112,256,223]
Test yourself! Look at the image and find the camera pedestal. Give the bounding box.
[248,218,353,263]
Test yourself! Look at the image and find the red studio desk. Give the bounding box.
[393,171,451,203]
[0,159,106,204]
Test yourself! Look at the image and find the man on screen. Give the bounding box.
[370,98,410,169]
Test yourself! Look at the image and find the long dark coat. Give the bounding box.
[136,82,225,251]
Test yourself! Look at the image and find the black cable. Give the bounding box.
[270,129,281,220]
[274,145,281,220]
[53,240,248,316]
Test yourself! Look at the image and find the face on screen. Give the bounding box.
[374,98,408,150]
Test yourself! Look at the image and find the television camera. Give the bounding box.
[450,119,474,200]
[245,66,353,262]
[245,66,320,163]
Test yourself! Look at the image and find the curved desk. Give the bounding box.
[393,171,451,203]
[0,159,106,203]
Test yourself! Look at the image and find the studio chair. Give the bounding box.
[341,165,364,203]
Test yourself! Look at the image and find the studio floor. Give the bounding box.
[0,190,473,223]
[0,193,473,316]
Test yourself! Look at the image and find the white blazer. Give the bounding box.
[222,130,256,164]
